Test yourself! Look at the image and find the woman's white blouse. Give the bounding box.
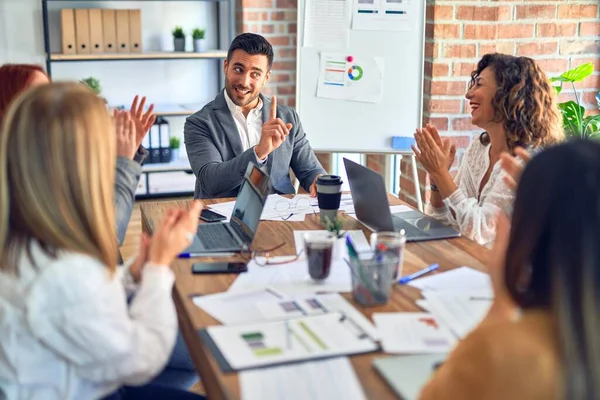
[425,138,515,247]
[0,242,177,400]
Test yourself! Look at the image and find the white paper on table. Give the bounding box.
[209,195,309,222]
[415,300,431,312]
[209,194,354,222]
[421,292,492,339]
[206,312,378,370]
[373,312,457,354]
[240,357,366,400]
[289,293,379,340]
[408,267,493,298]
[303,0,351,49]
[351,0,416,32]
[317,53,385,104]
[293,230,372,261]
[228,257,352,294]
[260,194,317,221]
[192,288,289,325]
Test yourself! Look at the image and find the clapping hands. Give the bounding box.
[114,95,156,160]
[129,201,204,280]
[411,124,456,175]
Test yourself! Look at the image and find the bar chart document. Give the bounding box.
[202,312,378,371]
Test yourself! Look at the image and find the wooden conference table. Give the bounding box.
[140,194,490,400]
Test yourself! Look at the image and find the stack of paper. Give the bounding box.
[193,290,378,339]
[420,292,491,339]
[407,267,494,339]
[204,312,378,370]
[408,266,493,297]
[373,312,457,354]
[240,357,366,400]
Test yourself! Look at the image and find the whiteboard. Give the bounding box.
[296,0,426,153]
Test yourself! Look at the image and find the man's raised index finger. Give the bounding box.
[270,95,277,120]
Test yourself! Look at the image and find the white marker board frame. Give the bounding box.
[296,0,426,153]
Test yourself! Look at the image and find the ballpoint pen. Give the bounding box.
[398,263,439,284]
[178,252,236,258]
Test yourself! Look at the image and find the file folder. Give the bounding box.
[102,9,116,53]
[148,123,161,163]
[128,9,143,53]
[115,10,130,53]
[74,9,91,54]
[159,118,171,163]
[88,9,104,54]
[60,9,76,55]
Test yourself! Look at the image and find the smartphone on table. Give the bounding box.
[191,262,248,274]
[199,208,227,223]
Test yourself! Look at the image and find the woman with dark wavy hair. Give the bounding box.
[412,53,564,246]
[419,139,600,400]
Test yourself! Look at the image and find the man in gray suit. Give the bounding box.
[184,33,326,198]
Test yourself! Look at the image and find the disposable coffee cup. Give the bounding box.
[316,175,343,224]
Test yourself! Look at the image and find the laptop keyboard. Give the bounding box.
[391,216,429,238]
[198,224,239,249]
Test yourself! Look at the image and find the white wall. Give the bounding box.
[0,0,229,147]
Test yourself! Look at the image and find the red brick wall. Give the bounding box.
[238,0,600,204]
[238,0,298,108]
[397,0,600,207]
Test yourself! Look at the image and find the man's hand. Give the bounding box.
[309,174,322,197]
[129,95,157,150]
[255,96,293,160]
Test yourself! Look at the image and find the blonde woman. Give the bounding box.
[0,83,204,400]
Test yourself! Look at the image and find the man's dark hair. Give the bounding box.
[227,33,274,68]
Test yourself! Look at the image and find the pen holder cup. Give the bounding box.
[348,254,398,307]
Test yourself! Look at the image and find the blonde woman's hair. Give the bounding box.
[0,82,117,274]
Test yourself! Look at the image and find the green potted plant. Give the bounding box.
[323,215,345,239]
[80,77,101,95]
[170,136,181,161]
[551,62,600,140]
[192,28,206,52]
[172,26,186,52]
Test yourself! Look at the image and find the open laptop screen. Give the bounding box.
[231,178,264,238]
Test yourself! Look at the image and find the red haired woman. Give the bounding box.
[0,64,50,122]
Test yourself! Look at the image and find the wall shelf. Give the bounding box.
[41,0,235,199]
[49,50,228,62]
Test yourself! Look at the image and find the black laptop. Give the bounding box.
[184,164,272,253]
[343,158,460,242]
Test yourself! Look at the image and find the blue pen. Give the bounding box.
[178,252,235,258]
[345,235,359,259]
[398,263,439,284]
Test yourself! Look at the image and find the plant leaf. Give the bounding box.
[558,101,585,137]
[583,114,600,138]
[553,85,562,95]
[550,62,594,83]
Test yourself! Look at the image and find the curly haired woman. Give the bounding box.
[412,53,564,246]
